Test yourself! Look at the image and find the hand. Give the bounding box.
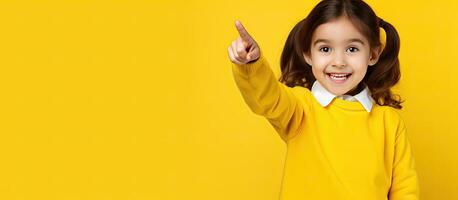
[228,20,261,65]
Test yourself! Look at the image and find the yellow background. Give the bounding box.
[0,0,456,199]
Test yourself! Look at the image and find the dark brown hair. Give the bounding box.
[279,0,403,109]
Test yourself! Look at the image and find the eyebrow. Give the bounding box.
[313,38,365,46]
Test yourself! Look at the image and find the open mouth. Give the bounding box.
[326,73,352,83]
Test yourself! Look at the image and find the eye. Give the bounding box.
[347,47,359,53]
[319,47,330,53]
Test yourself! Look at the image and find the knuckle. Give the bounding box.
[236,46,245,54]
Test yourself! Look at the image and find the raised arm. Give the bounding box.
[227,20,306,142]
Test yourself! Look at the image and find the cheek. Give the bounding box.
[352,52,371,65]
[347,57,370,74]
[310,67,326,83]
[311,56,328,71]
[352,66,369,79]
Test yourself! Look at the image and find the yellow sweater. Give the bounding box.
[231,53,420,200]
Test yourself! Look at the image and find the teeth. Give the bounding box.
[329,73,349,76]
[328,73,351,81]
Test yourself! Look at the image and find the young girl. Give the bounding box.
[227,0,419,199]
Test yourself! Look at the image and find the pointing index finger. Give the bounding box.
[235,20,252,42]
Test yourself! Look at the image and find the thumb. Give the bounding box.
[246,52,258,62]
[247,48,260,61]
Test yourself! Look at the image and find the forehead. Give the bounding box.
[312,16,368,45]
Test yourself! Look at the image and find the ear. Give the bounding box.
[368,46,382,66]
[302,52,312,66]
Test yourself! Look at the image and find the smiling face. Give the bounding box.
[303,16,381,96]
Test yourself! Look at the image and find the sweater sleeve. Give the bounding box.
[388,120,420,200]
[231,53,306,142]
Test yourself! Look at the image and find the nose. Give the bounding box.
[331,52,346,68]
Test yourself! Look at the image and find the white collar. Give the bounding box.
[311,81,373,112]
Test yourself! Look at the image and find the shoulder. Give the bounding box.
[289,85,312,96]
[290,85,313,101]
[372,105,407,134]
[287,85,314,111]
[373,104,402,118]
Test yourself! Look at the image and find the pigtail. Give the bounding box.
[279,20,314,88]
[366,18,404,109]
[279,18,316,89]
